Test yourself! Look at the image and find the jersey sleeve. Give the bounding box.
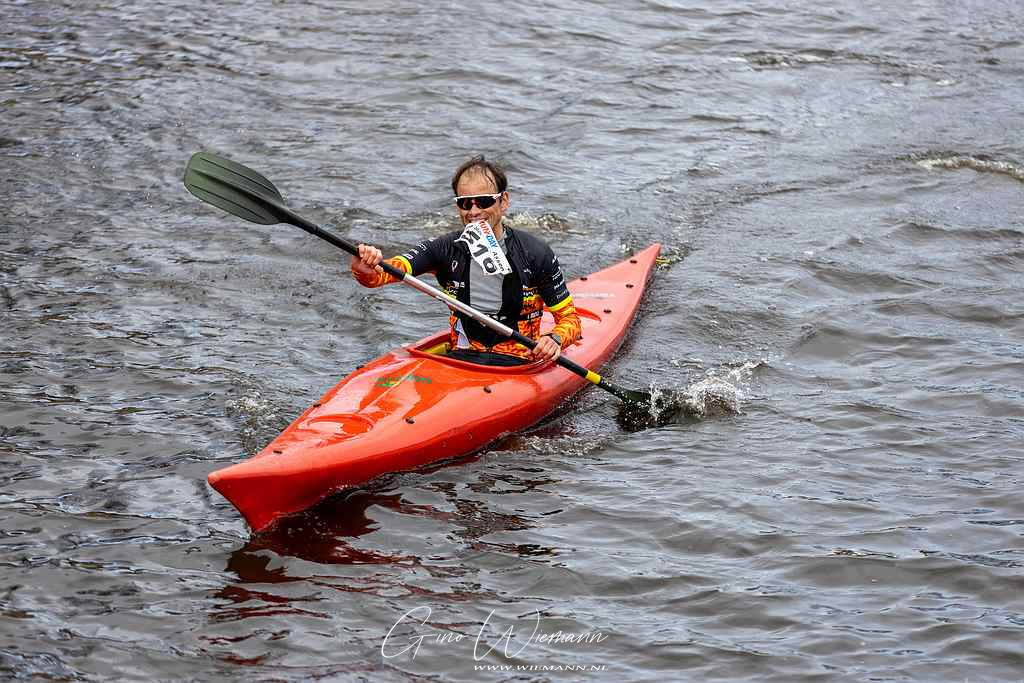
[351,237,441,288]
[549,299,582,348]
[399,236,443,277]
[538,246,582,347]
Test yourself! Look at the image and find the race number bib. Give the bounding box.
[455,221,512,276]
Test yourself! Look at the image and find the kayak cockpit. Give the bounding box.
[406,333,552,374]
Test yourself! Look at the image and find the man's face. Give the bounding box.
[455,169,508,229]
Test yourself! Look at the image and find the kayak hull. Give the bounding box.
[209,243,661,531]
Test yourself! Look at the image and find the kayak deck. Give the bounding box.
[209,243,661,531]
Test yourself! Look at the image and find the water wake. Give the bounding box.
[912,152,1024,183]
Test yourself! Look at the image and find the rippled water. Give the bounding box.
[3,1,1023,680]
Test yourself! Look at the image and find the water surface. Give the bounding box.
[2,1,1023,680]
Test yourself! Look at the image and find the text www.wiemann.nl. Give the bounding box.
[475,665,608,672]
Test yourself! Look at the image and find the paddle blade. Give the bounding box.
[183,152,286,225]
[599,379,693,431]
[615,390,679,431]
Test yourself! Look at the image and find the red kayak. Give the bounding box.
[209,243,661,531]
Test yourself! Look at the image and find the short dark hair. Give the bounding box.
[451,155,508,194]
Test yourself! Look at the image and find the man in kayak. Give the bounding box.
[350,156,582,366]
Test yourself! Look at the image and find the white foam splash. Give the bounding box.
[226,390,281,454]
[505,211,584,234]
[226,391,277,418]
[418,213,460,233]
[915,154,1024,183]
[641,382,677,424]
[677,359,766,418]
[419,210,582,235]
[521,434,606,457]
[682,375,742,417]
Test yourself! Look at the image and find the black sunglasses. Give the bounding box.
[454,193,502,210]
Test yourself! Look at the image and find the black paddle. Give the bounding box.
[183,151,677,424]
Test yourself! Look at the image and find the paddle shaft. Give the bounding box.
[273,201,615,391]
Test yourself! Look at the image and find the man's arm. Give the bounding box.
[350,238,440,288]
[546,295,582,348]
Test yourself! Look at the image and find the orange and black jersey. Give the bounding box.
[352,226,582,360]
